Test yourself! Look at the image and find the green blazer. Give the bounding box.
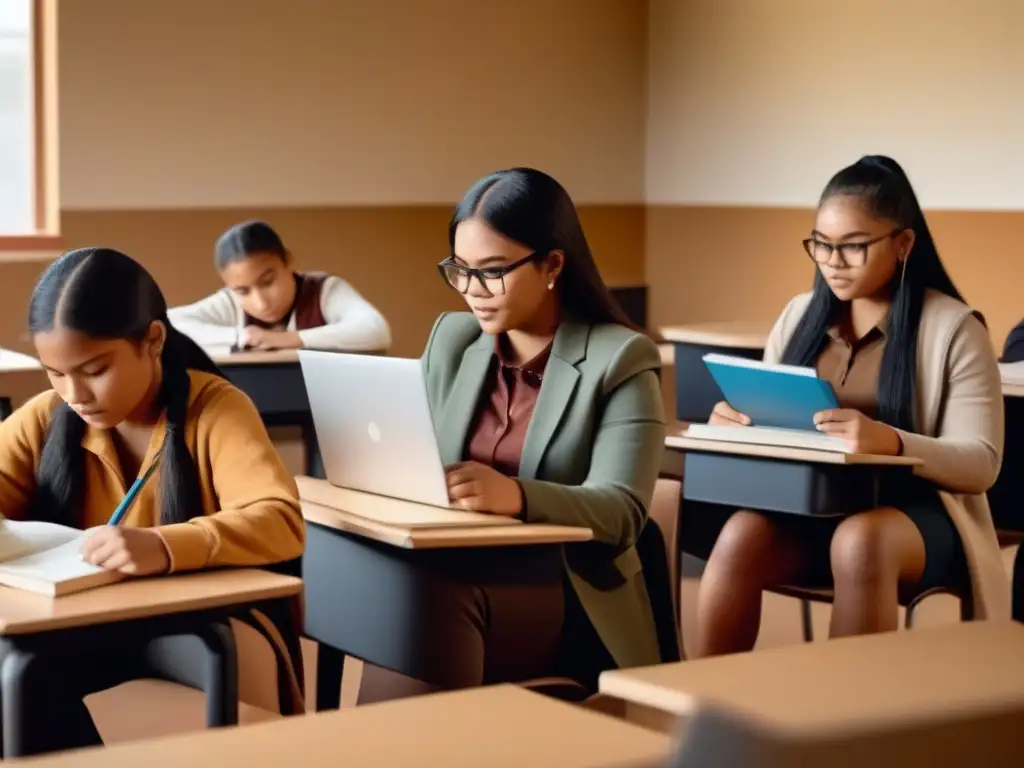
[421,312,667,668]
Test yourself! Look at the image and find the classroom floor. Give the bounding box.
[84,544,1018,745]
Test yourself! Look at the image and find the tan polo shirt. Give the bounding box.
[815,325,886,418]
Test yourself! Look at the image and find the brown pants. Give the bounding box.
[357,573,615,705]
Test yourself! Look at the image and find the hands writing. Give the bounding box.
[80,527,171,576]
[239,326,303,351]
[813,409,902,455]
[445,461,523,517]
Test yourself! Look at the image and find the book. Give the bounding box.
[0,520,124,597]
[687,353,849,453]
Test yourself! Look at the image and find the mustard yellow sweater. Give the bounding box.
[0,370,304,571]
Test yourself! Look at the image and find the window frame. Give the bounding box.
[0,0,59,254]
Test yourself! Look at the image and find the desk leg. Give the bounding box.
[1,647,40,757]
[315,643,345,711]
[201,621,240,728]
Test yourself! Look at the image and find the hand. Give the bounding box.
[80,527,171,576]
[445,461,523,516]
[709,401,751,427]
[240,326,302,350]
[813,408,902,455]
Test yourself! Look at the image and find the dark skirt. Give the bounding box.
[682,477,967,593]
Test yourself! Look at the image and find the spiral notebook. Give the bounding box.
[686,353,850,453]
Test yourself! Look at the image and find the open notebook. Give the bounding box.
[0,520,124,597]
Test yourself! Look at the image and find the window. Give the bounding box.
[0,0,56,245]
[0,2,33,235]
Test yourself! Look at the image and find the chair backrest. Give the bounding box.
[648,478,682,619]
[637,511,682,663]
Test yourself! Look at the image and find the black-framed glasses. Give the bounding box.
[802,227,904,267]
[437,251,547,296]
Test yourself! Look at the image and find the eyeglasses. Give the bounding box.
[437,251,547,297]
[802,228,904,268]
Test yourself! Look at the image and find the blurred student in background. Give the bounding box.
[169,220,390,352]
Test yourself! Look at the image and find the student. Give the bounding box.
[1002,318,1024,363]
[0,247,306,754]
[691,156,1008,657]
[168,220,391,352]
[357,167,667,702]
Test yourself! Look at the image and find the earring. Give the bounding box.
[899,257,908,290]
[547,280,555,290]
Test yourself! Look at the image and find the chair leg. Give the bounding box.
[315,643,345,711]
[800,599,814,642]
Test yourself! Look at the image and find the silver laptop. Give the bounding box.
[298,351,451,507]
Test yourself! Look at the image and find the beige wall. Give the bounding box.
[58,0,647,209]
[0,0,650,358]
[645,0,1024,348]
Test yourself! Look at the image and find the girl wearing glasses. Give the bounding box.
[169,220,391,353]
[690,155,1007,656]
[357,167,667,702]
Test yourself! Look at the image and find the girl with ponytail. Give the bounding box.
[690,156,1007,655]
[0,247,305,753]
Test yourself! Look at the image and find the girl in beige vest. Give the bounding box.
[692,156,1007,656]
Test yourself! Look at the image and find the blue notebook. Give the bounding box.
[702,353,839,431]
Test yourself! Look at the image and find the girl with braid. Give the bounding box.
[0,247,305,755]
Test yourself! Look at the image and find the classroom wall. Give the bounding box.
[646,0,1024,348]
[0,0,648,356]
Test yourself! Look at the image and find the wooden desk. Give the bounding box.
[600,621,1024,738]
[15,685,673,768]
[667,431,921,519]
[297,476,593,549]
[0,569,302,757]
[658,321,773,423]
[0,350,48,420]
[296,478,593,713]
[0,569,301,636]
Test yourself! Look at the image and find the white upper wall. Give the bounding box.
[647,0,1024,209]
[58,0,647,210]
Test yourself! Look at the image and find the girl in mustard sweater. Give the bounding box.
[0,247,306,755]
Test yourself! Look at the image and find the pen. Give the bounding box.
[107,454,162,526]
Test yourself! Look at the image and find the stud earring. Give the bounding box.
[547,280,555,290]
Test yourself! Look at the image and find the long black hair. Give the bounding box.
[450,168,639,330]
[28,247,224,527]
[214,220,288,270]
[781,155,968,430]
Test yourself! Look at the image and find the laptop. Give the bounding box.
[298,351,451,507]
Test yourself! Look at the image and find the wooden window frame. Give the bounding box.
[0,0,60,254]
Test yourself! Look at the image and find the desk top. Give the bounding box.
[665,432,922,467]
[211,349,300,366]
[298,477,593,550]
[600,621,1024,737]
[0,569,301,636]
[21,684,672,767]
[659,320,772,350]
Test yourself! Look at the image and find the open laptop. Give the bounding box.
[298,351,451,507]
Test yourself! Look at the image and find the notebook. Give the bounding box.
[0,520,123,597]
[687,353,850,453]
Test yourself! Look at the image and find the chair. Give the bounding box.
[780,584,974,644]
[524,486,684,701]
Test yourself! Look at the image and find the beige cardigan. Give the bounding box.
[764,289,1009,620]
